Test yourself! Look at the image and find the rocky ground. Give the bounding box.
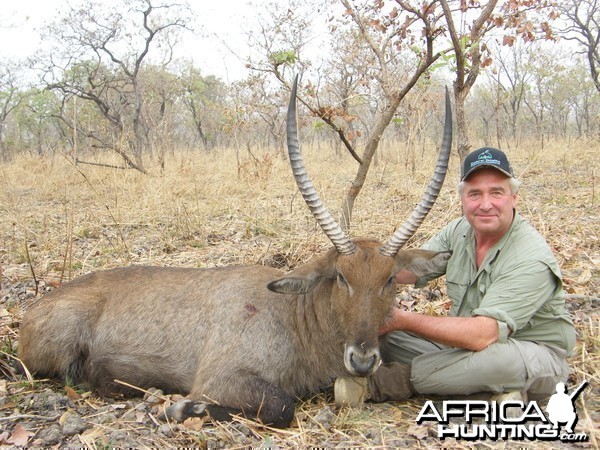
[1,276,597,449]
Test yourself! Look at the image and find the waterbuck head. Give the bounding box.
[268,76,453,377]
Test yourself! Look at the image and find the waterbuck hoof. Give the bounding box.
[161,399,208,422]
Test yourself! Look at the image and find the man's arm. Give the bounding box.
[380,308,499,351]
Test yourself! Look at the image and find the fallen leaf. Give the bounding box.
[65,386,81,400]
[406,423,429,440]
[0,401,16,411]
[0,308,11,326]
[182,416,207,431]
[0,431,10,444]
[79,427,107,448]
[7,424,35,447]
[400,300,416,309]
[577,268,592,285]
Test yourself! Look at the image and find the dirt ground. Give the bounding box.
[0,143,598,449]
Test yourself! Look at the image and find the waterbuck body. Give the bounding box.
[19,241,449,427]
[18,77,453,428]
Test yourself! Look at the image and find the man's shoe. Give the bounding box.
[368,362,414,402]
[334,377,369,407]
[334,363,415,407]
[490,390,528,419]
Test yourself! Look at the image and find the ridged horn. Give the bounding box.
[286,75,356,255]
[379,88,453,257]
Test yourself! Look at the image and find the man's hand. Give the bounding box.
[379,307,408,335]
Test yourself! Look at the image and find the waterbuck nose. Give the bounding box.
[344,344,381,377]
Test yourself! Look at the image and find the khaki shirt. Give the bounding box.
[416,212,576,355]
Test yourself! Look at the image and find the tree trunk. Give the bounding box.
[132,80,146,173]
[454,87,471,160]
[340,100,400,231]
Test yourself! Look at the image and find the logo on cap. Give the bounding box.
[470,151,501,170]
[477,150,493,161]
[462,147,514,181]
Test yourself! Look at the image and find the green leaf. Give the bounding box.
[268,50,297,66]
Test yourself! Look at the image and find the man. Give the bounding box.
[335,147,576,406]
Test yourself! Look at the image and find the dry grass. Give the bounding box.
[0,139,598,449]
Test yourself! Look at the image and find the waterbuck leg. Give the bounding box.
[162,400,244,423]
[164,372,296,428]
[162,399,210,422]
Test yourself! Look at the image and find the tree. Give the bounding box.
[559,0,600,93]
[521,45,567,147]
[13,88,64,156]
[40,0,192,173]
[493,41,533,146]
[248,0,452,230]
[440,0,559,159]
[0,61,30,159]
[178,64,228,150]
[440,0,498,159]
[565,65,600,139]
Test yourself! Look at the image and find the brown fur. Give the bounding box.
[18,238,449,427]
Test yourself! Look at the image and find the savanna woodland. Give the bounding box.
[0,0,598,448]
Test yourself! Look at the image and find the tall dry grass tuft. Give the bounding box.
[0,140,598,448]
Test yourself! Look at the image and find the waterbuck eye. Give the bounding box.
[378,276,397,297]
[337,273,348,287]
[385,276,395,289]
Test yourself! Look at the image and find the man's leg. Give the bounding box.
[371,333,569,401]
[410,339,569,397]
[522,344,570,402]
[339,333,569,404]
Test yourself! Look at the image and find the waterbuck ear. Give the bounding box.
[267,251,338,294]
[267,276,320,294]
[394,249,452,277]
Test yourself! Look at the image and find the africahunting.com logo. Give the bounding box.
[416,381,590,442]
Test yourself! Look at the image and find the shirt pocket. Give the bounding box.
[446,265,470,315]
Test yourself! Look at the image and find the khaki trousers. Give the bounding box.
[376,331,570,401]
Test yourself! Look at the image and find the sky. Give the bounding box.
[0,0,260,82]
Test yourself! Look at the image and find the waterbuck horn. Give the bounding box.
[379,88,453,257]
[286,75,357,255]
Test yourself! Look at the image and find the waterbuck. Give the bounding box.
[18,77,453,428]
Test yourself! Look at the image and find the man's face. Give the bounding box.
[461,169,518,238]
